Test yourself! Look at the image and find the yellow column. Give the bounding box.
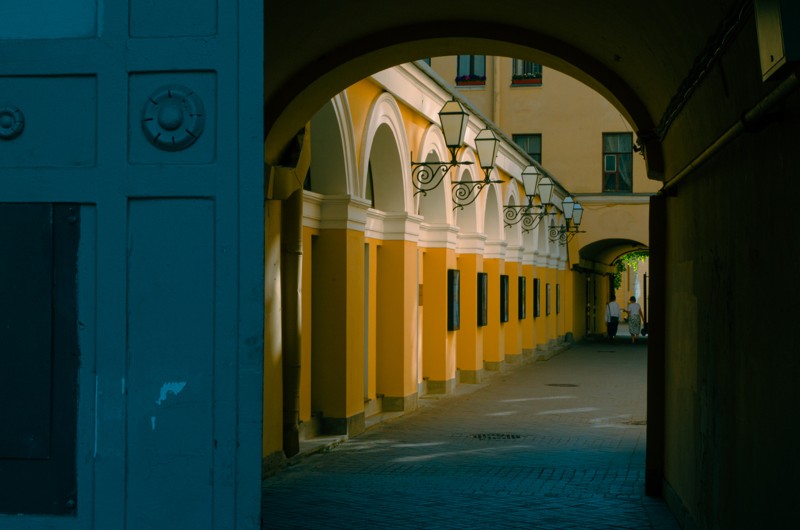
[504,260,522,362]
[545,265,557,349]
[310,227,365,435]
[521,262,535,356]
[456,252,484,383]
[483,257,504,370]
[421,246,458,394]
[299,226,318,424]
[366,241,378,404]
[376,239,418,411]
[534,267,547,351]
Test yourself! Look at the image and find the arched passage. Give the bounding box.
[309,95,358,195]
[263,3,800,528]
[264,14,664,173]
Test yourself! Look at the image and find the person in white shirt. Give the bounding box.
[605,295,621,341]
[626,296,645,343]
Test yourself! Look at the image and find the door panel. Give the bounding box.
[0,203,79,515]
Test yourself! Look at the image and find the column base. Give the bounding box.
[321,411,365,437]
[484,360,505,372]
[458,368,485,384]
[425,378,457,395]
[382,392,418,412]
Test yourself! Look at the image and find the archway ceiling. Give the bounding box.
[264,0,743,176]
[579,238,648,266]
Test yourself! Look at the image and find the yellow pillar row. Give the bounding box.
[483,258,504,370]
[375,239,419,412]
[521,263,535,355]
[421,247,458,394]
[504,261,522,362]
[308,228,366,436]
[455,253,484,383]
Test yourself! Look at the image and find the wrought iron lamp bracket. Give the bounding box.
[452,176,503,210]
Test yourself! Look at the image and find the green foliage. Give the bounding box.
[613,250,649,290]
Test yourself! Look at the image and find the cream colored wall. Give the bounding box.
[431,56,659,196]
[578,202,650,246]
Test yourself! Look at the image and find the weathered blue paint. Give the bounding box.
[0,0,97,38]
[126,199,215,530]
[0,0,264,528]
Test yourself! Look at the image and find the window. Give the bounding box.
[447,269,460,331]
[513,134,542,164]
[500,275,509,323]
[477,272,488,326]
[456,55,486,85]
[512,59,542,86]
[602,133,633,193]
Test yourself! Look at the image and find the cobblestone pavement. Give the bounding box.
[262,338,680,529]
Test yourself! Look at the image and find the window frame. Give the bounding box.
[456,55,487,86]
[513,133,542,164]
[511,59,543,86]
[602,132,634,193]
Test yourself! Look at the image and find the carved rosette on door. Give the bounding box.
[0,105,24,140]
[140,85,204,151]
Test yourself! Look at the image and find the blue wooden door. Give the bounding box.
[0,2,263,528]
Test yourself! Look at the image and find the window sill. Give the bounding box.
[456,80,486,86]
[511,78,542,86]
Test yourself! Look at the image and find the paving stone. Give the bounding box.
[262,340,680,529]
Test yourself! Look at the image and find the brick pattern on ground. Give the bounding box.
[262,339,680,529]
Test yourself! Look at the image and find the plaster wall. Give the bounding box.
[430,57,659,196]
[504,261,522,358]
[521,263,535,350]
[663,87,800,529]
[376,240,419,400]
[482,258,504,367]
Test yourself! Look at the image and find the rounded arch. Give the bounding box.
[579,238,649,266]
[415,125,453,225]
[535,211,552,262]
[361,93,412,213]
[502,183,524,248]
[309,93,358,196]
[264,15,663,172]
[452,148,481,233]
[483,184,503,242]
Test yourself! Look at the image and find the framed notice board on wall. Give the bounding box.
[500,274,509,323]
[477,272,488,327]
[518,276,526,319]
[447,269,460,331]
[533,278,540,317]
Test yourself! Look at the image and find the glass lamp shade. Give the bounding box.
[521,165,540,197]
[562,196,575,220]
[572,203,584,226]
[474,128,500,170]
[538,176,554,205]
[438,99,469,149]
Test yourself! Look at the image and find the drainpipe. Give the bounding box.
[281,188,303,457]
[267,125,311,459]
[660,72,799,194]
[492,56,501,126]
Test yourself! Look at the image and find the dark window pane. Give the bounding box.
[602,133,633,193]
[474,56,486,77]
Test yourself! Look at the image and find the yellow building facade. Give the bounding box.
[263,60,654,466]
